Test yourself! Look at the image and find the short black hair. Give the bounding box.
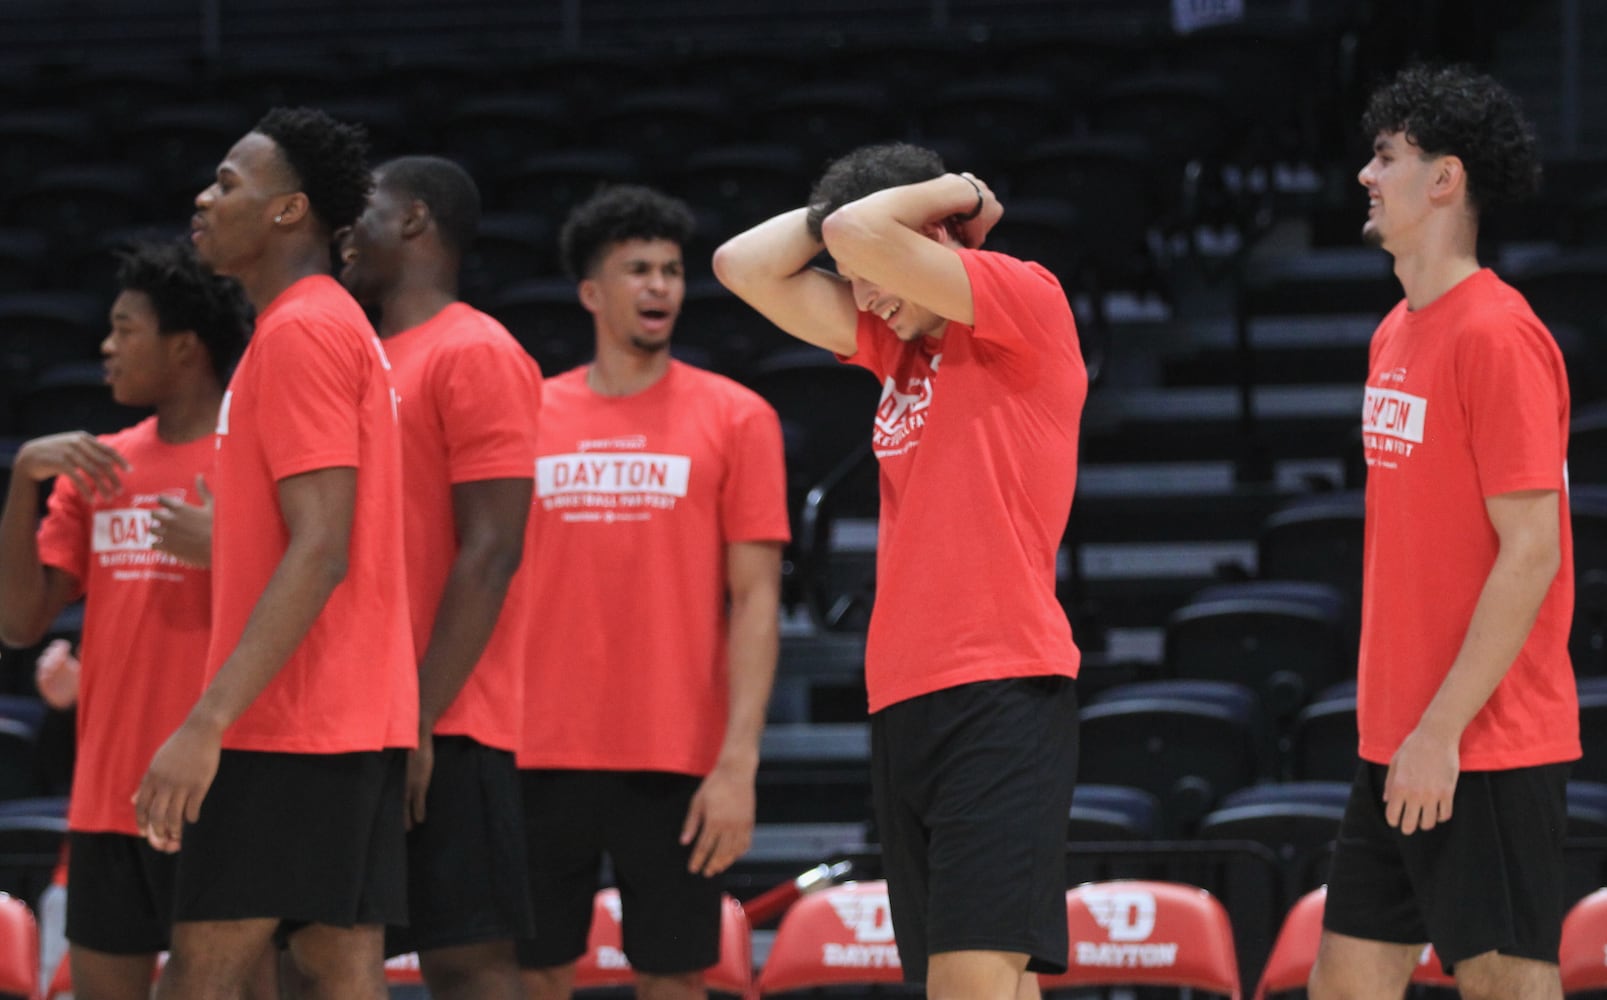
[806,142,947,241]
[375,155,482,256]
[254,106,373,233]
[115,239,253,384]
[1362,65,1541,214]
[558,185,694,281]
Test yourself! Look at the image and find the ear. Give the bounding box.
[400,198,430,240]
[1430,155,1467,206]
[577,278,601,315]
[273,192,311,227]
[165,330,203,367]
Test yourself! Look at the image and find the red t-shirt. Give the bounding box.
[36,418,213,835]
[842,249,1086,712]
[1358,268,1577,769]
[385,303,542,752]
[208,275,416,753]
[518,361,789,775]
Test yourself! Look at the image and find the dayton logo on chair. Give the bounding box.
[823,890,900,968]
[1076,887,1180,968]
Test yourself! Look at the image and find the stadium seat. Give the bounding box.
[758,83,902,167]
[116,104,254,206]
[1573,487,1607,678]
[499,149,640,225]
[1165,579,1350,722]
[0,720,38,803]
[1252,885,1325,1000]
[1572,402,1607,489]
[918,77,1062,160]
[19,362,148,439]
[1287,693,1359,782]
[671,144,807,234]
[1257,492,1366,614]
[1198,783,1349,896]
[0,230,46,294]
[0,111,95,195]
[753,880,906,995]
[1578,677,1607,784]
[587,89,732,172]
[1069,784,1160,841]
[1079,681,1262,835]
[1044,880,1240,998]
[438,94,570,179]
[6,165,147,245]
[1561,887,1607,994]
[459,212,554,304]
[573,888,752,995]
[0,813,65,916]
[981,198,1082,287]
[0,892,38,1000]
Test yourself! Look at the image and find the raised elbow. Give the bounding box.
[712,240,751,294]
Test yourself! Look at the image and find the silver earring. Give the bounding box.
[275,214,285,223]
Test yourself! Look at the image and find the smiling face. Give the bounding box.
[101,290,184,407]
[836,263,946,342]
[1358,131,1444,253]
[191,131,294,279]
[580,238,684,353]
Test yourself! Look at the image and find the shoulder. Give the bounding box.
[97,415,160,451]
[673,362,777,419]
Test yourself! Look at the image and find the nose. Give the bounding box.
[195,183,216,208]
[100,330,115,355]
[1358,159,1376,188]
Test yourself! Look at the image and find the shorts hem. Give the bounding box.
[64,934,168,957]
[389,923,525,959]
[929,939,1067,973]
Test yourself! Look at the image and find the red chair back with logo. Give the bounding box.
[1044,880,1240,999]
[0,893,38,1000]
[754,881,904,994]
[1252,886,1325,1000]
[574,888,753,995]
[1561,887,1607,994]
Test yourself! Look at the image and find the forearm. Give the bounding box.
[713,207,822,293]
[0,476,53,645]
[187,543,348,733]
[1415,542,1560,744]
[822,173,978,274]
[715,590,779,777]
[415,542,522,732]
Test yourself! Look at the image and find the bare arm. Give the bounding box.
[713,207,861,356]
[406,476,533,827]
[0,433,127,646]
[135,466,357,851]
[681,539,783,876]
[820,172,1003,327]
[1384,489,1562,834]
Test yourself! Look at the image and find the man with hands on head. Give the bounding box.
[715,144,1087,1000]
[0,239,249,1000]
[1307,66,1577,1000]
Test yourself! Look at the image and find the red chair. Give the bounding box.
[1410,944,1455,989]
[1253,886,1326,999]
[752,880,903,995]
[574,888,753,995]
[1044,880,1240,999]
[383,951,424,988]
[1560,887,1607,994]
[0,893,38,1000]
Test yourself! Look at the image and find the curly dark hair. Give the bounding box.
[1361,65,1540,214]
[376,155,482,256]
[559,185,694,281]
[254,106,373,234]
[805,142,947,241]
[115,239,253,384]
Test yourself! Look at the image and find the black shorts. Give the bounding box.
[386,736,534,956]
[515,770,722,975]
[871,675,1080,984]
[173,749,408,929]
[66,831,177,954]
[1323,760,1569,971]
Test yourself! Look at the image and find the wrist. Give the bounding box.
[953,174,984,221]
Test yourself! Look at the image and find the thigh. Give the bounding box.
[1308,929,1421,998]
[880,677,1080,983]
[66,831,176,955]
[604,772,722,975]
[174,749,407,928]
[871,704,930,984]
[516,769,604,970]
[1322,762,1429,945]
[389,738,533,956]
[1407,764,1569,971]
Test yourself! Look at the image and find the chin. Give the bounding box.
[628,335,672,354]
[1361,223,1386,249]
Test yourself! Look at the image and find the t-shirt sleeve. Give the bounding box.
[839,311,893,379]
[959,249,1066,390]
[438,338,541,484]
[720,397,792,545]
[254,317,367,481]
[1461,317,1569,496]
[35,475,88,598]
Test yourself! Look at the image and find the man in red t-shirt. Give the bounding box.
[132,107,416,1000]
[1307,67,1576,1000]
[0,240,251,1000]
[716,144,1085,999]
[339,155,541,1000]
[515,186,788,1000]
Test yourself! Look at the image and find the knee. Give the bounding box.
[520,963,577,1000]
[420,942,520,998]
